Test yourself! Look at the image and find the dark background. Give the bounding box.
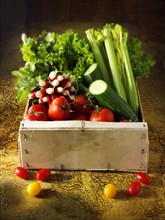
[0,0,165,35]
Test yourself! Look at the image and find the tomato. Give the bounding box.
[72,94,94,115]
[28,104,48,115]
[36,169,51,181]
[24,114,39,121]
[14,166,28,179]
[27,182,41,197]
[104,183,116,198]
[48,96,71,120]
[69,112,88,120]
[128,181,141,196]
[90,108,115,122]
[136,172,152,185]
[27,104,48,121]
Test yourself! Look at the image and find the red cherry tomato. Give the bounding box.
[14,166,28,179]
[128,181,141,196]
[119,119,129,122]
[48,96,71,120]
[90,108,115,122]
[36,169,51,181]
[24,114,39,121]
[28,104,48,115]
[69,113,88,120]
[136,172,152,185]
[27,104,48,121]
[72,94,94,115]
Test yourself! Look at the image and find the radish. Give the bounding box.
[46,87,55,95]
[35,89,46,98]
[51,79,59,87]
[48,71,57,81]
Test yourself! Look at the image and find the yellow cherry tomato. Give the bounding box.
[104,183,116,198]
[27,182,41,196]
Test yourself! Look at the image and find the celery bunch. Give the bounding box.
[86,23,155,115]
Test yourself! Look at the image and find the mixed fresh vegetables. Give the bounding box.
[12,23,155,122]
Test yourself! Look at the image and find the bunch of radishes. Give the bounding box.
[28,70,76,105]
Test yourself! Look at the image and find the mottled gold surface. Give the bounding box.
[0,20,165,220]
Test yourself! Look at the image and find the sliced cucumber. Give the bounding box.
[84,63,103,86]
[89,80,139,121]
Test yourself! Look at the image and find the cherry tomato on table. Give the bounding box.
[128,181,141,196]
[104,183,116,198]
[14,166,28,179]
[136,172,152,185]
[27,182,41,197]
[72,94,94,115]
[36,169,51,181]
[90,108,115,122]
[48,96,71,120]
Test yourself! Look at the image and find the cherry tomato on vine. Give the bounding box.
[48,96,71,120]
[104,183,116,198]
[14,166,28,179]
[136,172,152,185]
[36,169,51,181]
[27,182,41,197]
[90,108,115,122]
[72,94,94,115]
[128,181,141,196]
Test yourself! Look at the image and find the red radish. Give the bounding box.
[39,98,44,104]
[42,96,50,103]
[68,86,76,93]
[62,73,69,79]
[60,79,72,88]
[62,90,69,96]
[35,89,46,98]
[56,87,64,93]
[48,71,57,81]
[39,80,49,88]
[46,87,54,95]
[51,79,59,87]
[57,75,64,82]
[28,91,37,99]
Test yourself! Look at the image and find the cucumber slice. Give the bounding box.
[84,63,103,86]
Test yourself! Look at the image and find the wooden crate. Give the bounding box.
[18,117,149,172]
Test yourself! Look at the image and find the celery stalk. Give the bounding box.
[103,28,127,102]
[85,29,114,88]
[120,31,139,114]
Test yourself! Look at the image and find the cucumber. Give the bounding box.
[89,80,139,121]
[84,63,103,86]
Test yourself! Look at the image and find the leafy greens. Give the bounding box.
[12,29,95,102]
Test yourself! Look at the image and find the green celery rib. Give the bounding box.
[120,31,139,114]
[85,29,114,88]
[103,28,127,102]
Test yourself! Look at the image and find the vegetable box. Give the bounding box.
[18,101,149,173]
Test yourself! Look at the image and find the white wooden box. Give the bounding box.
[18,117,149,172]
